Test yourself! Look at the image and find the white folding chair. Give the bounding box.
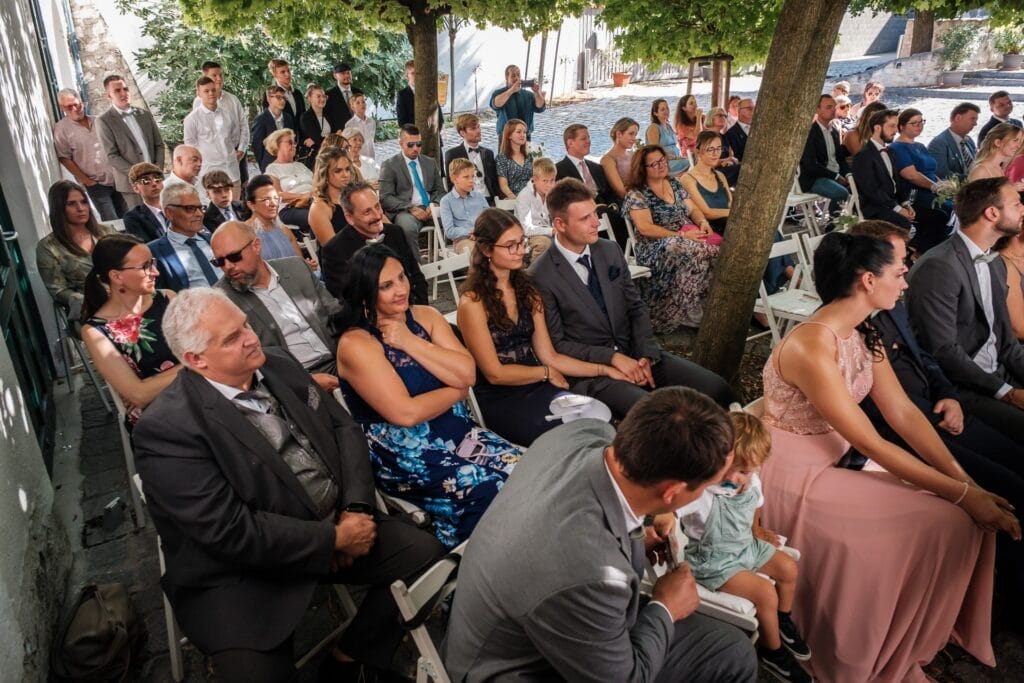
[751,236,819,345]
[619,216,653,280]
[421,250,470,306]
[390,541,467,683]
[493,198,516,212]
[427,205,450,261]
[779,173,828,237]
[845,173,865,221]
[110,392,146,529]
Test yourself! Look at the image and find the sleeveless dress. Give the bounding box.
[252,218,299,261]
[761,322,995,682]
[693,171,730,234]
[621,179,719,331]
[471,301,570,447]
[340,311,522,548]
[85,291,178,428]
[654,122,689,175]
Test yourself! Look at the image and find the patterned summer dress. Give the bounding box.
[496,153,533,195]
[341,310,521,548]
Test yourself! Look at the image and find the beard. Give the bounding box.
[227,271,259,292]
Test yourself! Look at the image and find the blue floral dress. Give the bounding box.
[341,311,521,548]
[622,179,719,331]
[496,153,533,195]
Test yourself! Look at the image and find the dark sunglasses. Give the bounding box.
[404,141,423,148]
[135,175,163,186]
[210,239,255,267]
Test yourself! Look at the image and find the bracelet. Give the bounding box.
[543,365,550,382]
[952,481,969,506]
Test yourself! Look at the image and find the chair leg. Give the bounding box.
[70,335,113,413]
[165,594,185,682]
[118,422,146,529]
[59,331,75,389]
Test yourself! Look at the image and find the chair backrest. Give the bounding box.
[597,213,613,237]
[494,198,516,212]
[797,232,825,292]
[428,205,450,256]
[845,174,864,220]
[420,250,471,282]
[622,215,640,264]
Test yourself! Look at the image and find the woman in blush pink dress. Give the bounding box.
[760,231,1019,682]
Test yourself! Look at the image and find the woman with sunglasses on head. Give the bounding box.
[833,95,855,136]
[81,233,181,428]
[457,209,617,446]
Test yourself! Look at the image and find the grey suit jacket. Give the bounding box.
[906,234,1024,396]
[444,420,674,681]
[214,257,342,371]
[528,237,661,364]
[377,153,445,215]
[95,106,166,192]
[926,128,975,181]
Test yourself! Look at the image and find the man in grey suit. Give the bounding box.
[528,179,736,418]
[95,74,165,209]
[907,176,1024,442]
[378,124,445,259]
[444,387,757,681]
[927,102,980,181]
[211,221,342,392]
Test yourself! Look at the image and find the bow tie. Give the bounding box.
[974,252,999,264]
[119,108,136,118]
[467,147,479,154]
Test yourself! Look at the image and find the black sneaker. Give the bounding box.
[779,613,812,661]
[760,646,812,683]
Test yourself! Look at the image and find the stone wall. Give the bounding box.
[834,12,909,60]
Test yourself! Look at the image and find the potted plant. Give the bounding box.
[939,24,977,86]
[994,24,1024,71]
[611,71,631,87]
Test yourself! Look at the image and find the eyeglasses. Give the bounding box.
[135,175,163,186]
[646,158,668,168]
[253,196,280,205]
[404,141,423,148]
[836,104,851,110]
[210,239,255,267]
[700,146,724,153]
[116,259,158,273]
[166,203,204,214]
[907,119,926,126]
[495,238,529,253]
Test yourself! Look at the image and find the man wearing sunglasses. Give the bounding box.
[148,184,218,291]
[122,162,168,242]
[378,124,445,259]
[211,221,342,392]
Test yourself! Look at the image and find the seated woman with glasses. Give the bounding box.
[679,131,732,234]
[337,243,521,548]
[264,128,315,231]
[457,209,616,446]
[622,145,719,331]
[341,127,381,186]
[244,174,317,268]
[81,233,181,428]
[888,108,955,251]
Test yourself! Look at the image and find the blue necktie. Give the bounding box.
[577,254,609,320]
[185,237,218,284]
[410,160,430,207]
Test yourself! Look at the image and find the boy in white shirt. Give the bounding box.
[514,157,556,260]
[344,93,376,159]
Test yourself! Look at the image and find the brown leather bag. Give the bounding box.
[52,583,141,681]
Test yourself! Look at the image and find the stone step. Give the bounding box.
[961,76,1024,87]
[963,69,1024,79]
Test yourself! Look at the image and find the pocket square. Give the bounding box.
[608,265,622,281]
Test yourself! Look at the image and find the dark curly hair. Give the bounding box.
[813,231,897,359]
[460,208,540,331]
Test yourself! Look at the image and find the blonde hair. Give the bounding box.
[976,121,1023,167]
[532,157,556,176]
[703,107,727,129]
[448,157,476,177]
[264,128,294,156]
[729,411,772,469]
[312,146,352,204]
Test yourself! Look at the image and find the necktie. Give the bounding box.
[185,237,219,284]
[577,254,608,319]
[628,526,647,579]
[960,140,974,167]
[579,160,597,191]
[222,207,234,222]
[343,88,351,105]
[410,160,430,207]
[158,211,169,230]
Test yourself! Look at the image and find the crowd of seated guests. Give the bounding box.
[38,62,1024,682]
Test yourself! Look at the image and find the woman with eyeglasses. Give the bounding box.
[264,128,314,231]
[81,233,181,428]
[457,209,617,445]
[244,174,317,268]
[496,118,532,199]
[336,243,521,548]
[704,107,729,135]
[680,131,732,234]
[833,95,855,136]
[623,145,718,331]
[37,180,114,329]
[849,80,885,120]
[889,108,956,242]
[645,99,688,176]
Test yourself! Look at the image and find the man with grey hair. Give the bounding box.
[211,221,342,391]
[148,183,217,291]
[134,288,444,682]
[164,144,208,206]
[53,88,125,219]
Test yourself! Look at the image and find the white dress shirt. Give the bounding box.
[957,231,1013,398]
[183,104,241,182]
[113,105,150,163]
[191,90,249,153]
[251,265,331,369]
[553,234,593,285]
[463,143,490,197]
[515,184,551,236]
[166,230,215,288]
[817,121,839,174]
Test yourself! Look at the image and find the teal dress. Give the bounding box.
[655,122,689,175]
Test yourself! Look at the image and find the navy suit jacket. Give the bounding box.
[149,231,213,292]
[251,109,295,171]
[927,128,976,181]
[852,142,905,218]
[977,116,1023,147]
[123,203,164,242]
[203,201,246,233]
[723,123,749,162]
[799,123,849,191]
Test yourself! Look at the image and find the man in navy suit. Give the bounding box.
[721,98,753,185]
[251,86,295,172]
[202,170,247,232]
[977,90,1022,146]
[122,162,167,242]
[149,183,217,292]
[927,102,980,181]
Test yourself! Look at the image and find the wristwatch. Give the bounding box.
[344,503,374,515]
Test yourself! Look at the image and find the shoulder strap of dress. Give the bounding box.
[773,321,839,380]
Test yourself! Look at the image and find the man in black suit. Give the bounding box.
[322,183,427,303]
[201,170,246,232]
[978,90,1023,147]
[444,113,500,203]
[721,98,753,185]
[324,62,362,132]
[798,95,849,213]
[908,177,1024,443]
[133,288,443,682]
[265,58,305,121]
[555,124,627,247]
[251,86,295,172]
[395,60,443,138]
[121,162,167,242]
[528,179,735,418]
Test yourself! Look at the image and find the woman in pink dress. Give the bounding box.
[761,231,1019,682]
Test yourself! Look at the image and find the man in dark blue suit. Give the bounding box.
[927,102,979,181]
[721,98,753,185]
[977,90,1022,147]
[251,86,294,172]
[121,162,167,242]
[149,183,217,292]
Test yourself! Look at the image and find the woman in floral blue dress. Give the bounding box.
[622,144,720,331]
[81,234,181,428]
[337,244,521,547]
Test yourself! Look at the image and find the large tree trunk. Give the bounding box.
[693,0,849,382]
[406,6,442,162]
[910,10,935,55]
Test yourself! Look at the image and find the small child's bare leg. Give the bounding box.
[758,550,798,612]
[718,570,780,649]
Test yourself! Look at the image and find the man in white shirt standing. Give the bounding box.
[184,76,242,200]
[344,92,375,159]
[95,74,165,209]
